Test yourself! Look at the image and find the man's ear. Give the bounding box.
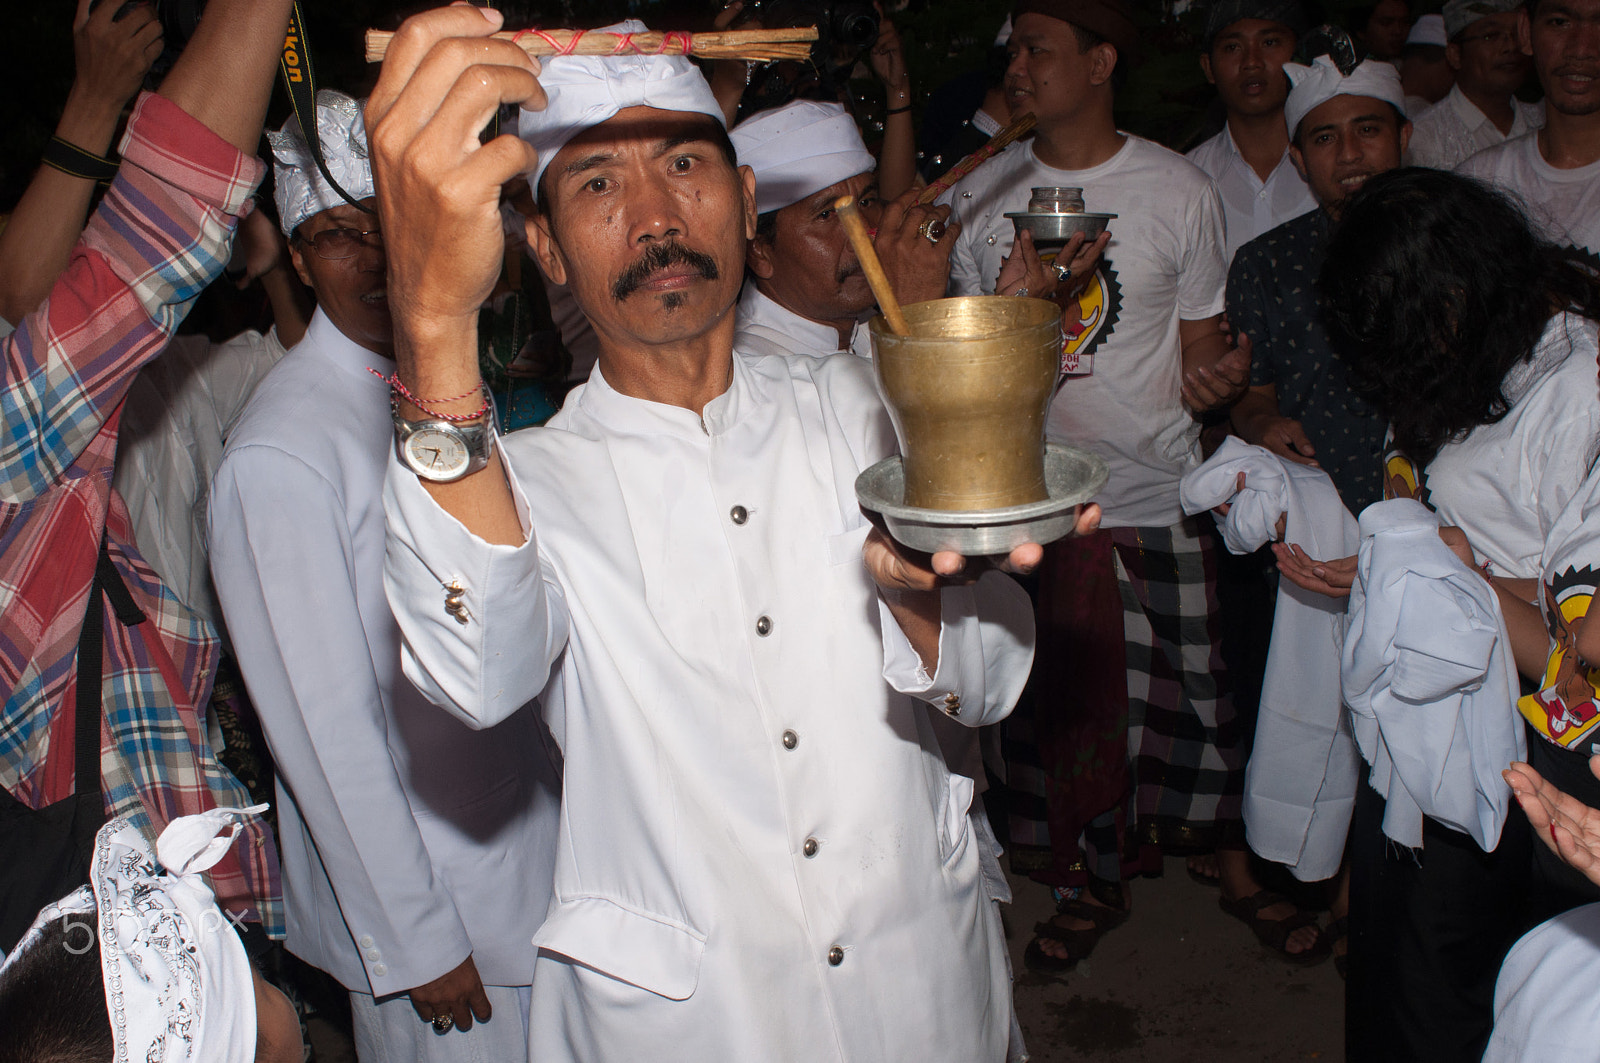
[1446,41,1465,72]
[287,240,318,292]
[524,211,568,287]
[1398,119,1413,154]
[1089,42,1119,87]
[1287,140,1307,181]
[1518,6,1533,55]
[746,231,776,280]
[740,164,758,241]
[1200,51,1216,85]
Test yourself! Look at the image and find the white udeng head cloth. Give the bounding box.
[730,100,876,215]
[0,806,267,1063]
[519,20,725,203]
[268,89,374,235]
[1283,55,1408,137]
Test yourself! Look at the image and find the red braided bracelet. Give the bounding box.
[372,370,492,422]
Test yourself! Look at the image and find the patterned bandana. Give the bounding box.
[1,806,267,1063]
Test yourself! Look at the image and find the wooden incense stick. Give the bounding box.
[917,112,1038,206]
[364,27,817,64]
[835,195,909,337]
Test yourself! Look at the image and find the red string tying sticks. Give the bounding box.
[508,28,693,55]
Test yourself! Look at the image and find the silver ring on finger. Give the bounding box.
[1053,262,1073,282]
[917,217,946,244]
[1010,287,1029,297]
[432,1016,455,1032]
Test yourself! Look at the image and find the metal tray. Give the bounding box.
[1003,210,1118,244]
[855,443,1109,556]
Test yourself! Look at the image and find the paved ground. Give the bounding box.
[309,853,1344,1062]
[1007,856,1344,1062]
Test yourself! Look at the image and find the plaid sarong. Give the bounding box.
[1114,516,1244,860]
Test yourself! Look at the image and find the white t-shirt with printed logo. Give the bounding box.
[940,135,1228,528]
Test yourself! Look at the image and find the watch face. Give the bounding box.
[404,426,470,478]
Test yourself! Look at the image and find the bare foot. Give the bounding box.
[1187,852,1219,881]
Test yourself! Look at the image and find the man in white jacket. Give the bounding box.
[209,92,560,1060]
[365,9,1074,1062]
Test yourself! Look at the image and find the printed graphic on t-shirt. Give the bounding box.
[1059,260,1122,377]
[1382,449,1431,508]
[1520,565,1600,749]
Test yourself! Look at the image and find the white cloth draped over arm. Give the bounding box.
[1180,437,1361,880]
[1341,498,1525,851]
[383,443,571,729]
[208,446,473,995]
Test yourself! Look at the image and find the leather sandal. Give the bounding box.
[1218,889,1331,967]
[1023,896,1130,974]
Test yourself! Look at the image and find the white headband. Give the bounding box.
[1284,55,1408,137]
[1,806,267,1063]
[731,101,876,215]
[518,20,725,203]
[269,89,375,234]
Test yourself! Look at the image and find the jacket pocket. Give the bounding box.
[532,895,706,1000]
[939,772,977,868]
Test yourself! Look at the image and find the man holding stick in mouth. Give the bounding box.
[365,7,1098,1061]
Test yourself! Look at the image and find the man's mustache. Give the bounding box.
[611,241,720,302]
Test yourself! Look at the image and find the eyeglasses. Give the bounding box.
[1459,29,1516,47]
[299,226,384,261]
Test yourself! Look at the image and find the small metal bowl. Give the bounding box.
[1004,210,1118,245]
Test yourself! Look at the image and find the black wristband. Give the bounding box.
[41,136,119,183]
[885,104,912,116]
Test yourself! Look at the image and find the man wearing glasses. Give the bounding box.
[1406,0,1541,169]
[209,90,559,1061]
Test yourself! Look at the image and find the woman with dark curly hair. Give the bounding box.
[1273,165,1600,1062]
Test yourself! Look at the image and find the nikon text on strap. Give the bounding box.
[281,0,372,214]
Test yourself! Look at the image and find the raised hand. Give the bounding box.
[874,188,958,305]
[72,0,163,125]
[365,3,545,410]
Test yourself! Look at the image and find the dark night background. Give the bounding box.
[0,0,1301,216]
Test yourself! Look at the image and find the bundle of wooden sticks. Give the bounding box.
[364,26,817,63]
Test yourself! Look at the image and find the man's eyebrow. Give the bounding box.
[561,151,617,178]
[1306,112,1388,136]
[654,133,717,156]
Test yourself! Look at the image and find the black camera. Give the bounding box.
[738,0,881,111]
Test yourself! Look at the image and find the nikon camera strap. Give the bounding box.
[280,0,371,213]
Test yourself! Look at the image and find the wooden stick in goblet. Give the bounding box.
[835,195,910,337]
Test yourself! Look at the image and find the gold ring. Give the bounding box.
[917,218,945,244]
[432,1016,454,1032]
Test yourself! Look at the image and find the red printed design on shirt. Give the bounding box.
[1056,260,1122,377]
[1520,565,1600,749]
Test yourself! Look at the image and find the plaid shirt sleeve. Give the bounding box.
[0,93,281,933]
[0,93,264,503]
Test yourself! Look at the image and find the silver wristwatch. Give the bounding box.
[392,407,495,483]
